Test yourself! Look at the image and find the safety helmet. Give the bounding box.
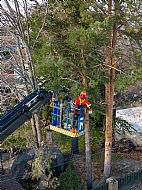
[80,91,87,99]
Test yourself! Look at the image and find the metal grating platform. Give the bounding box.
[49,125,84,137]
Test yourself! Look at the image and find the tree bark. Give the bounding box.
[84,109,92,190]
[34,112,42,146]
[71,47,87,154]
[103,0,118,178]
[103,0,113,178]
[80,48,92,188]
[31,115,39,148]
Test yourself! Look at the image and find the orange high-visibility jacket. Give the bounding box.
[73,97,92,112]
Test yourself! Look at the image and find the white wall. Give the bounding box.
[116,107,142,146]
[116,107,142,132]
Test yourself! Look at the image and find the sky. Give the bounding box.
[1,0,45,13]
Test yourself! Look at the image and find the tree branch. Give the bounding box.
[32,0,48,49]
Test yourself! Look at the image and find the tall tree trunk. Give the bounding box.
[31,115,39,148]
[84,109,92,190]
[103,0,118,178]
[34,112,42,146]
[71,48,87,154]
[103,0,113,178]
[81,48,92,188]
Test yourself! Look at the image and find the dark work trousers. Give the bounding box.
[73,112,80,129]
[71,137,79,154]
[72,112,79,154]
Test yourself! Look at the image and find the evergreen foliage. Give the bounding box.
[57,165,82,190]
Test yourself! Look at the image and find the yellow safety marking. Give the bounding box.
[49,125,84,137]
[79,98,85,104]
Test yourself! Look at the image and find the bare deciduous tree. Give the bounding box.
[1,0,48,147]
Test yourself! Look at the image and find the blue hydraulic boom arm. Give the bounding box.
[0,88,68,143]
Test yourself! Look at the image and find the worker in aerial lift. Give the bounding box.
[70,90,92,132]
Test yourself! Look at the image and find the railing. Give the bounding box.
[51,101,84,132]
[92,169,142,190]
[117,169,142,189]
[93,183,108,190]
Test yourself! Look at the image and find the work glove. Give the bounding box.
[88,110,92,114]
